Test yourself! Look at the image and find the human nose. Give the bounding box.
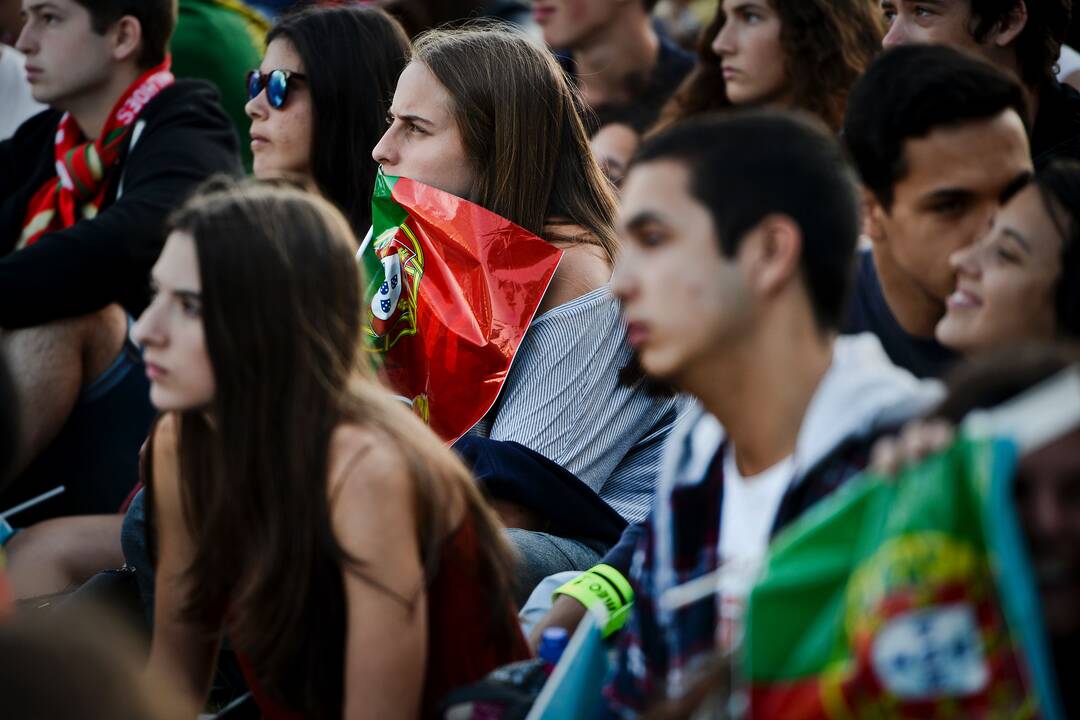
[611,252,640,304]
[245,79,268,121]
[949,238,982,279]
[882,18,909,49]
[371,125,397,168]
[712,18,735,56]
[15,18,37,55]
[132,295,166,349]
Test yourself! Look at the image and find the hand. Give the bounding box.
[869,419,955,476]
[527,593,588,654]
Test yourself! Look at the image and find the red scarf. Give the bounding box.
[18,58,175,250]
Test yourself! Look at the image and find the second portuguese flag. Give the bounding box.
[360,172,563,442]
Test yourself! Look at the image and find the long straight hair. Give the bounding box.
[161,178,520,717]
[412,26,620,263]
[267,6,411,233]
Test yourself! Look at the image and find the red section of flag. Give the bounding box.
[365,176,562,442]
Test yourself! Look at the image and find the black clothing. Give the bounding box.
[0,80,241,329]
[844,249,958,380]
[1031,79,1080,169]
[558,34,695,136]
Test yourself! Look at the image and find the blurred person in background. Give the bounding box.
[376,0,537,37]
[654,0,882,134]
[843,45,1033,379]
[535,0,694,135]
[879,0,1080,168]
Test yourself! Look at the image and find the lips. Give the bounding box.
[532,4,555,23]
[25,65,42,81]
[250,133,270,150]
[144,361,167,381]
[625,321,649,349]
[722,66,740,80]
[946,287,982,310]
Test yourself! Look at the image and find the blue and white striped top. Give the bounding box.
[470,286,685,523]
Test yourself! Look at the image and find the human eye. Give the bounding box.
[913,4,935,18]
[180,296,203,318]
[42,11,61,25]
[405,121,427,136]
[880,2,897,23]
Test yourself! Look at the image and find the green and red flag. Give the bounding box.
[360,172,563,442]
[743,436,1056,719]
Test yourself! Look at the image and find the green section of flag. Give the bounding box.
[744,439,996,682]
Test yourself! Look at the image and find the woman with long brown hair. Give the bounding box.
[138,178,527,719]
[371,25,682,601]
[655,0,882,133]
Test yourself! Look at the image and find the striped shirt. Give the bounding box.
[470,286,684,523]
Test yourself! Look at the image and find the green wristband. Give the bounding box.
[552,563,634,637]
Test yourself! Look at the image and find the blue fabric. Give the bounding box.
[844,249,958,380]
[454,436,628,546]
[1,340,153,524]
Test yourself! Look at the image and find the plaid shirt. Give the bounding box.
[602,427,876,716]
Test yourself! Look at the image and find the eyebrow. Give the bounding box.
[391,112,435,129]
[25,2,62,13]
[151,277,202,301]
[624,211,668,231]
[919,188,974,207]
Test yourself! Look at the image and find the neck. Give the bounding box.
[871,243,943,337]
[683,301,834,476]
[572,11,660,109]
[66,64,142,140]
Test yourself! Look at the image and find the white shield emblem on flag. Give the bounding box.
[371,253,403,321]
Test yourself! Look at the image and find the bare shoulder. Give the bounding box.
[327,423,415,524]
[537,227,612,313]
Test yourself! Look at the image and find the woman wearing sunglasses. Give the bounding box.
[245,5,410,233]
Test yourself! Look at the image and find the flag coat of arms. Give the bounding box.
[743,437,1054,719]
[360,172,563,442]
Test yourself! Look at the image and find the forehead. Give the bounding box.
[998,184,1066,256]
[154,231,201,286]
[895,110,1031,201]
[23,0,79,12]
[391,62,454,122]
[261,37,303,73]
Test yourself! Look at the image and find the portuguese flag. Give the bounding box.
[743,437,1057,719]
[360,172,563,442]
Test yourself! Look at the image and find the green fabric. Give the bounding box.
[171,0,269,171]
[742,436,1049,718]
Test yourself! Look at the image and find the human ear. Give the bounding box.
[987,0,1028,48]
[862,186,888,246]
[744,214,801,298]
[110,16,143,64]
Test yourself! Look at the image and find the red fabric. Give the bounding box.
[235,514,528,718]
[19,58,174,249]
[364,174,564,442]
[421,515,531,717]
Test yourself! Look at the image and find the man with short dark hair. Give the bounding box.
[0,0,240,520]
[601,111,937,714]
[534,0,693,134]
[843,45,1034,379]
[879,0,1080,167]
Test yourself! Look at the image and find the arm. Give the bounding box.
[144,415,220,714]
[0,84,240,328]
[331,427,428,720]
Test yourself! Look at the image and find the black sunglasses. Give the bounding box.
[246,69,307,109]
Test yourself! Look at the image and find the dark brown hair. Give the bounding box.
[656,0,882,133]
[412,25,619,262]
[75,0,177,69]
[267,6,411,233]
[161,177,519,716]
[968,0,1071,87]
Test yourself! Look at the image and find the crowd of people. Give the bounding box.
[0,0,1079,717]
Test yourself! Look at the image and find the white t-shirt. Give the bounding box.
[716,447,794,652]
[1058,44,1080,84]
[0,45,45,140]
